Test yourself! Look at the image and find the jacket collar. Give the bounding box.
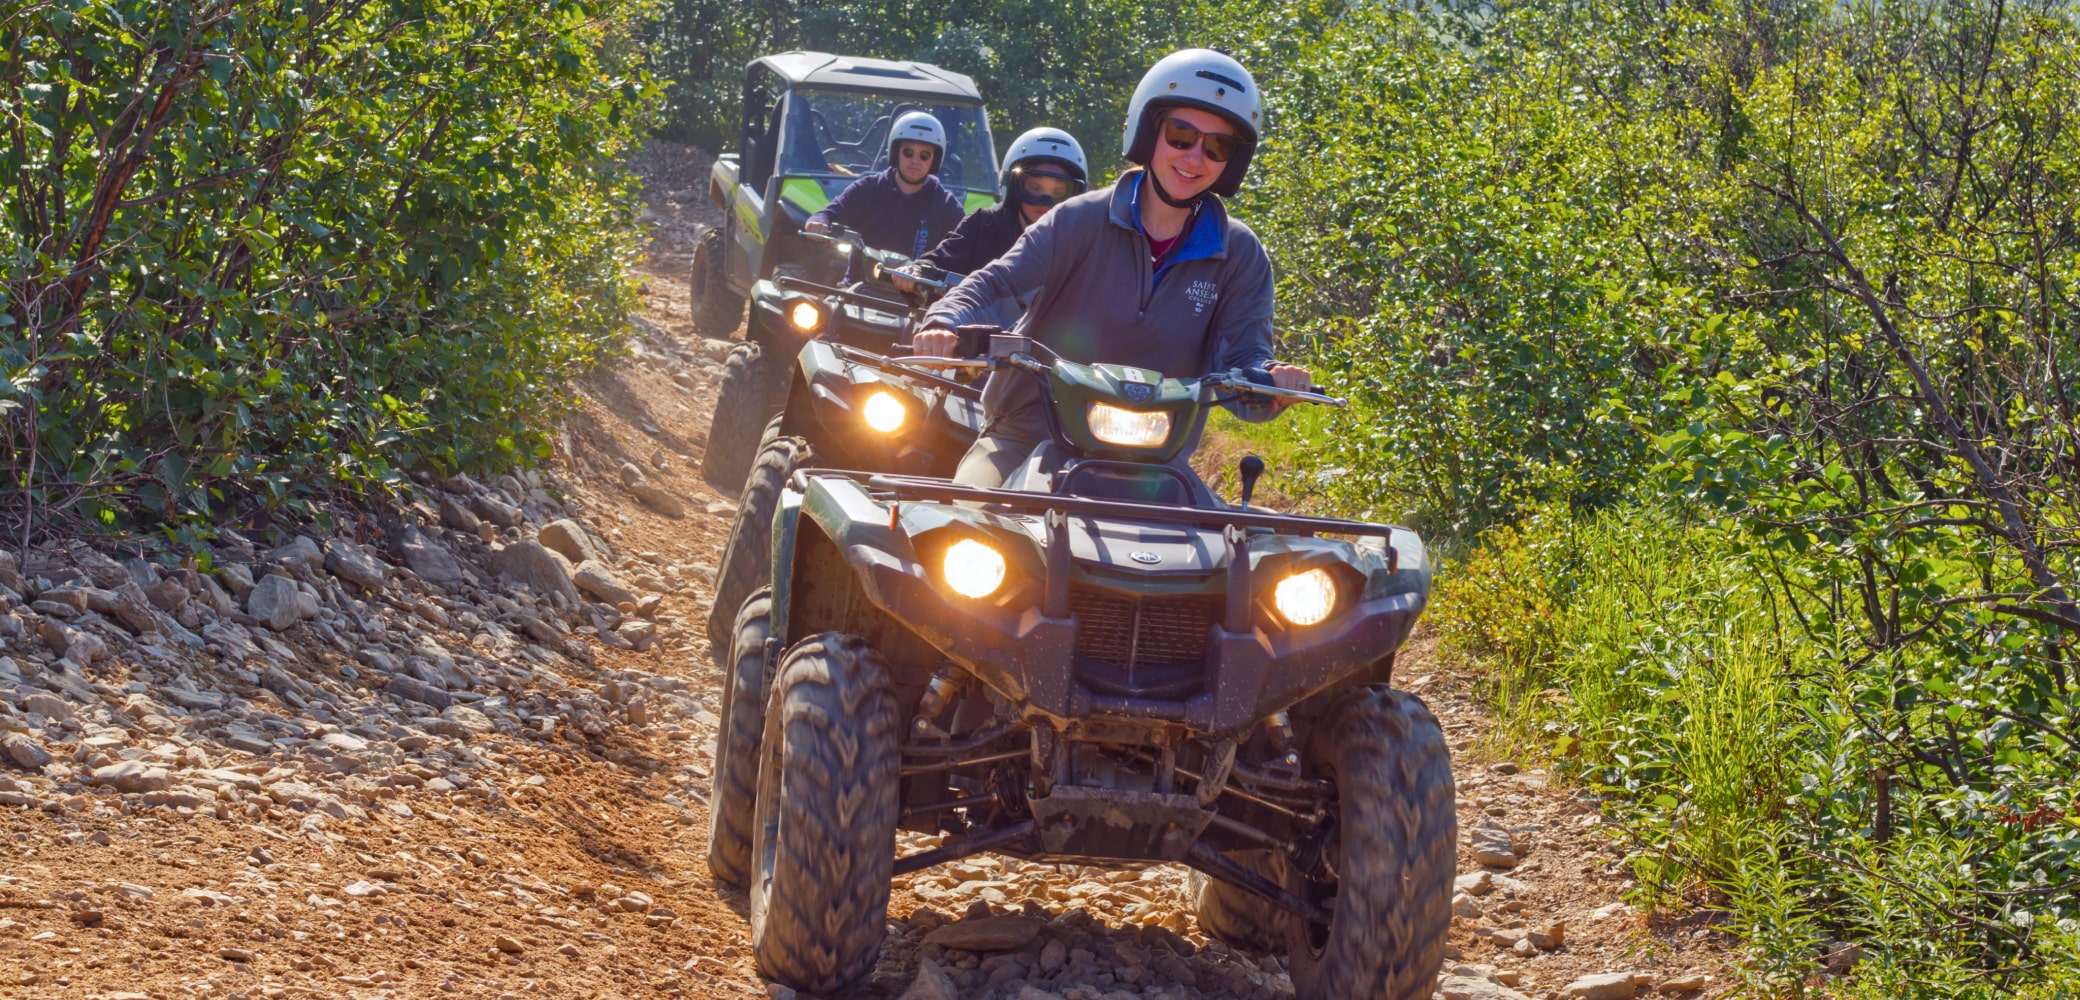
[1109,168,1228,261]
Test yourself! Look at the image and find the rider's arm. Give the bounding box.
[806,172,878,231]
[1207,237,1282,422]
[921,206,1063,331]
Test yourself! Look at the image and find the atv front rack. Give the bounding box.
[794,468,1402,636]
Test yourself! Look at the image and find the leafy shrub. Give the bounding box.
[1,0,652,536]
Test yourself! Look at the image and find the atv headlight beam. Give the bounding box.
[942,539,1007,599]
[787,298,825,334]
[1273,568,1338,627]
[862,390,907,433]
[1086,402,1171,448]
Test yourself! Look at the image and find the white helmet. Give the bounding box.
[1001,127,1088,206]
[1121,49,1262,198]
[886,110,948,176]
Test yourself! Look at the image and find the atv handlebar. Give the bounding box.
[886,353,1347,408]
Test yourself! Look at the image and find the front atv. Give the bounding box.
[713,332,1454,999]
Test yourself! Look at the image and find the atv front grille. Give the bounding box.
[1069,587,1219,698]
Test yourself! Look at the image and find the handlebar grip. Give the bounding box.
[1241,367,1319,395]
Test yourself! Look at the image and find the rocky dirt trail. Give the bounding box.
[0,142,1733,1000]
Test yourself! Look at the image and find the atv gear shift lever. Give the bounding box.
[1238,455,1265,509]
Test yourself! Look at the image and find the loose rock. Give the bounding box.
[1564,973,1639,1000]
[491,541,580,606]
[324,538,389,591]
[922,915,1044,952]
[246,574,305,631]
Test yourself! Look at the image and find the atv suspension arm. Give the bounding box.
[892,821,1036,876]
[1184,841,1332,927]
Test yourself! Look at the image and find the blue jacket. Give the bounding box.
[806,168,965,259]
[923,169,1278,444]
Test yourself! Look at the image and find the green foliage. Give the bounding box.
[2,0,652,533]
[644,0,1203,173]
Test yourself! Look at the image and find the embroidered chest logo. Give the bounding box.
[1186,280,1220,315]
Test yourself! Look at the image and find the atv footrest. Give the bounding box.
[1028,785,1214,861]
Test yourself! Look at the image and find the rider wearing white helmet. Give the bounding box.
[804,110,965,259]
[912,49,1311,488]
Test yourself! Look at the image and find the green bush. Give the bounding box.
[2,0,652,535]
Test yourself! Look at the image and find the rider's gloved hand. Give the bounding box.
[1268,362,1312,409]
[803,219,831,235]
[910,326,959,357]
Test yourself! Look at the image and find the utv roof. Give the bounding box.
[752,52,984,102]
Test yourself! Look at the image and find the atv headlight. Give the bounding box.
[1086,403,1171,448]
[787,299,825,334]
[1273,568,1338,626]
[942,539,1006,599]
[862,390,907,433]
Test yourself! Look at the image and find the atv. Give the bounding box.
[700,222,964,494]
[701,265,985,659]
[705,329,1454,999]
[688,51,998,338]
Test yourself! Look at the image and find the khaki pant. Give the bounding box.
[953,422,1046,489]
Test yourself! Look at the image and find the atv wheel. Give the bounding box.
[689,226,745,336]
[1285,686,1455,1000]
[705,588,773,888]
[700,343,779,493]
[705,429,811,654]
[1190,850,1283,951]
[748,633,901,994]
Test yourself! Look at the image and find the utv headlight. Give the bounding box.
[1273,569,1338,626]
[942,539,1006,599]
[862,390,907,433]
[1086,403,1172,448]
[787,299,824,333]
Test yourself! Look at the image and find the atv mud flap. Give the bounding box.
[1028,786,1213,862]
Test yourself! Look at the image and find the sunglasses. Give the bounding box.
[1160,117,1243,163]
[898,145,936,162]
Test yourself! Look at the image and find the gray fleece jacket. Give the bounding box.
[923,169,1277,444]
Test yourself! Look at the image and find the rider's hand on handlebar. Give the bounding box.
[909,327,959,357]
[1268,362,1312,409]
[803,219,831,235]
[890,267,920,294]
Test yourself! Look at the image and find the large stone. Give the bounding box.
[37,620,105,665]
[246,574,304,631]
[471,493,523,528]
[536,520,602,565]
[438,496,481,533]
[217,563,257,599]
[490,541,579,605]
[266,535,324,571]
[1563,973,1639,1000]
[898,957,961,1000]
[91,760,172,793]
[628,483,686,519]
[145,576,191,612]
[441,704,494,733]
[0,550,21,593]
[922,915,1044,952]
[1441,977,1536,1000]
[324,538,389,591]
[400,527,462,584]
[1470,822,1519,868]
[573,562,637,607]
[2,734,51,771]
[387,675,453,710]
[86,583,157,634]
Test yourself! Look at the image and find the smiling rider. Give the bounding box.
[912,49,1310,488]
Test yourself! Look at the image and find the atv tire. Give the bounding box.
[748,633,901,994]
[1189,850,1284,951]
[705,429,811,655]
[689,226,745,336]
[705,588,773,888]
[1285,686,1455,1000]
[701,342,779,493]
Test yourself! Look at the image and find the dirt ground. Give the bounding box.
[0,142,1737,1000]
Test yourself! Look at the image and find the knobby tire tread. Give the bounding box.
[748,633,901,994]
[704,425,807,653]
[704,589,773,888]
[700,343,773,493]
[1286,685,1456,1000]
[689,227,745,336]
